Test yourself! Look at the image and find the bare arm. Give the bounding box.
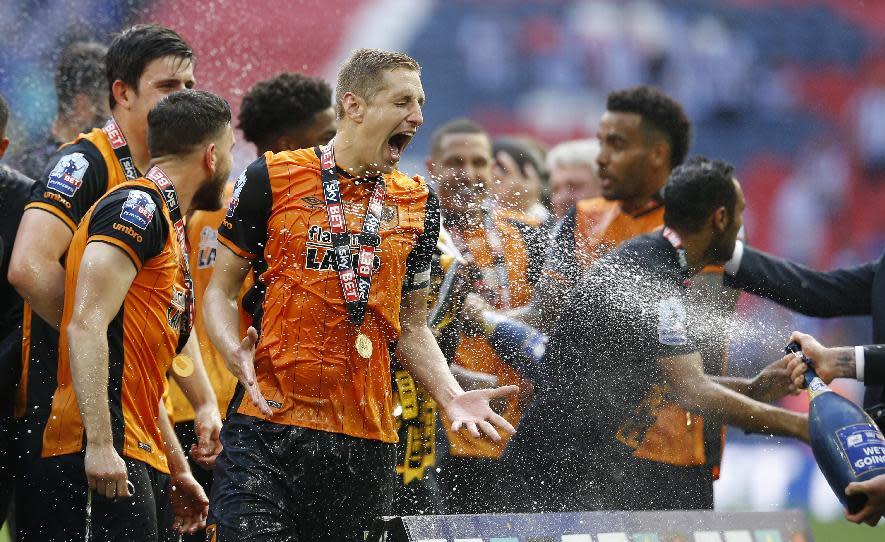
[8,209,73,328]
[660,351,808,441]
[396,287,517,440]
[157,399,208,534]
[203,244,272,416]
[170,330,222,468]
[67,241,136,499]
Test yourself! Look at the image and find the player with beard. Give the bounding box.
[204,49,516,541]
[37,89,234,540]
[505,157,807,511]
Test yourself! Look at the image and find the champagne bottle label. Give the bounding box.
[837,423,885,477]
[807,376,830,399]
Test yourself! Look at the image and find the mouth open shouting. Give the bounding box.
[386,131,415,163]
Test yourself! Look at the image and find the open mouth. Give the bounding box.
[387,132,414,162]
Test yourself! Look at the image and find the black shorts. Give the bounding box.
[14,453,175,542]
[208,414,396,542]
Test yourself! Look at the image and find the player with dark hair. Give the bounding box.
[0,93,35,527]
[36,89,234,541]
[505,156,806,512]
[204,49,516,541]
[11,41,109,180]
[8,24,223,539]
[167,71,336,542]
[238,72,336,153]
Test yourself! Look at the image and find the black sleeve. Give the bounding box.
[217,155,272,260]
[541,206,578,284]
[29,140,109,230]
[865,345,885,385]
[403,186,440,292]
[506,218,548,286]
[87,187,167,269]
[725,245,876,317]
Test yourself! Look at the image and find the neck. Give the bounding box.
[620,170,668,214]
[149,156,201,216]
[332,129,389,179]
[669,227,711,274]
[113,109,151,173]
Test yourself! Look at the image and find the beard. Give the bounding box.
[190,169,228,212]
[704,227,738,264]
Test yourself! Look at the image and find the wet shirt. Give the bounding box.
[42,178,187,474]
[0,165,35,340]
[15,126,133,430]
[509,231,698,479]
[218,149,438,443]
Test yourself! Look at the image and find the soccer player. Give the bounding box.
[204,49,517,541]
[546,138,601,220]
[506,157,807,512]
[37,89,234,540]
[0,93,35,526]
[10,41,109,180]
[426,118,542,513]
[7,24,222,537]
[167,71,335,542]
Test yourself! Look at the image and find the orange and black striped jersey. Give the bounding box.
[15,125,133,442]
[42,178,187,474]
[218,149,439,443]
[441,214,539,459]
[167,187,240,423]
[544,195,727,468]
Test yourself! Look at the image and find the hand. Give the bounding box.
[445,385,519,441]
[750,356,800,402]
[460,293,493,331]
[168,473,209,534]
[190,405,222,470]
[84,444,131,499]
[786,331,855,387]
[845,475,885,526]
[226,327,272,416]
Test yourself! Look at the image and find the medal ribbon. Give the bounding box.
[102,118,142,181]
[319,143,385,326]
[144,166,195,352]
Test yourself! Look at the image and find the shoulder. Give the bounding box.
[614,232,673,267]
[97,184,163,223]
[265,148,321,173]
[387,171,429,201]
[575,197,617,217]
[44,137,107,187]
[0,164,35,193]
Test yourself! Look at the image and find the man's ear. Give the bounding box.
[204,142,217,173]
[711,206,728,232]
[0,137,9,160]
[341,92,365,123]
[111,79,134,111]
[649,138,670,170]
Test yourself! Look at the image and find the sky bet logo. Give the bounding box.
[303,224,380,272]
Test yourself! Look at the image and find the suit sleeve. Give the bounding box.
[864,345,885,386]
[402,187,440,292]
[86,188,167,270]
[725,245,876,317]
[217,155,272,261]
[541,206,578,285]
[26,141,109,232]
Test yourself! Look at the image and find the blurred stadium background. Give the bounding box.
[2,0,885,539]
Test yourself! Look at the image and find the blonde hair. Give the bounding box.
[335,48,420,118]
[546,138,600,175]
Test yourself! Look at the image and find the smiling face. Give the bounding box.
[357,67,425,174]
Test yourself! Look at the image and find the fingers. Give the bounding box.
[242,326,259,350]
[478,420,501,442]
[466,421,480,438]
[488,412,517,435]
[248,383,273,416]
[486,384,520,399]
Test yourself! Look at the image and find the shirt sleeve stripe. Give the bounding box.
[218,234,257,261]
[88,236,143,271]
[24,202,77,233]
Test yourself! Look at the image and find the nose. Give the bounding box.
[596,147,609,170]
[408,103,424,127]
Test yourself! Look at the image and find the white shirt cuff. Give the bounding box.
[856,345,865,382]
[724,240,745,276]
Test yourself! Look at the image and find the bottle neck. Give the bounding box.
[806,367,831,400]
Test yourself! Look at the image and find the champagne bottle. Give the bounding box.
[484,311,547,381]
[787,341,885,513]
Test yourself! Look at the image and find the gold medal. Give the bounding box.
[172,354,194,378]
[355,332,373,359]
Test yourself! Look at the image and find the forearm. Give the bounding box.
[158,399,191,477]
[204,286,245,367]
[711,376,755,398]
[172,332,218,413]
[503,275,569,334]
[395,325,463,408]
[68,322,113,446]
[676,378,807,440]
[16,260,66,329]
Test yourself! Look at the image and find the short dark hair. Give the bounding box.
[56,41,108,115]
[429,118,486,157]
[607,86,691,168]
[238,72,332,148]
[106,24,194,109]
[0,93,8,136]
[664,156,737,232]
[493,136,547,179]
[148,90,231,157]
[336,48,420,118]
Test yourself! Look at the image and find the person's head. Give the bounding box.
[427,118,492,225]
[147,89,233,212]
[107,24,195,133]
[55,41,109,131]
[239,72,336,154]
[0,93,9,159]
[597,86,690,205]
[663,156,744,264]
[546,138,601,218]
[491,136,547,212]
[335,48,423,174]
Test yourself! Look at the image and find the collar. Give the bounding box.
[661,227,692,287]
[314,146,385,186]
